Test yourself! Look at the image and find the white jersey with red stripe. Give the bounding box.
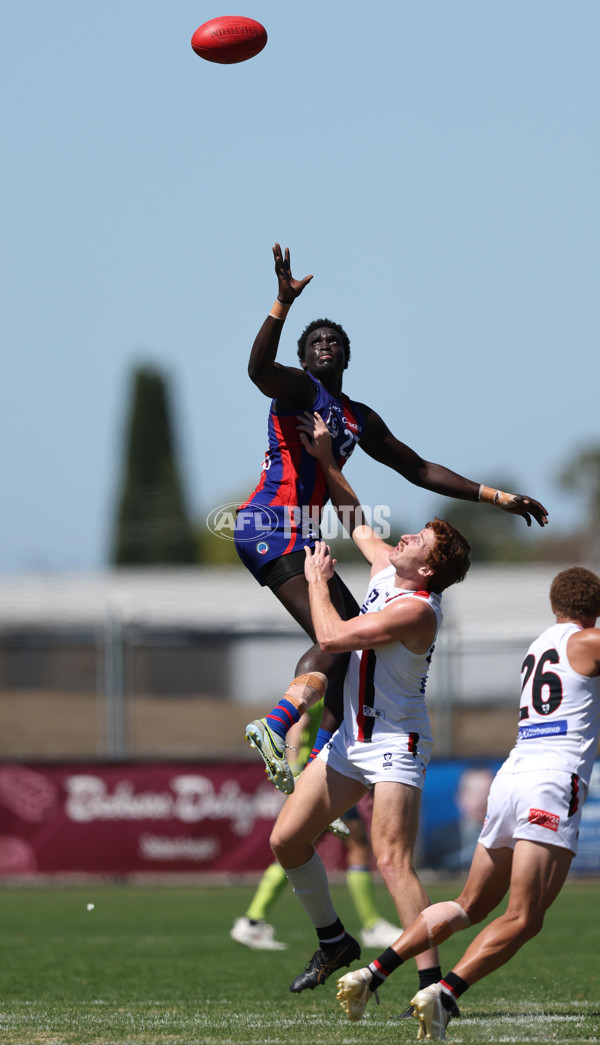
[505,621,600,786]
[341,563,443,744]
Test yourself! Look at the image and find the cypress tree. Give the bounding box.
[112,365,197,565]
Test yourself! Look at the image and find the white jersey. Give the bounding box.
[341,564,443,744]
[506,621,600,786]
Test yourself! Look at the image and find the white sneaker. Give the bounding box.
[410,984,451,1041]
[360,917,403,948]
[337,967,380,1021]
[230,917,287,951]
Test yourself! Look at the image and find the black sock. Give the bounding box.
[368,947,405,991]
[440,971,469,1012]
[316,917,346,949]
[419,965,442,990]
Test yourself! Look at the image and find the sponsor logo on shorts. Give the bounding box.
[382,752,393,770]
[528,807,560,832]
[518,718,568,741]
[256,542,269,555]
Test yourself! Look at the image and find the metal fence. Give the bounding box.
[0,620,527,761]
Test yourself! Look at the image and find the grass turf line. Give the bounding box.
[0,880,599,1043]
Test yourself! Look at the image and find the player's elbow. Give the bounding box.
[312,627,343,653]
[321,634,352,654]
[247,360,263,384]
[247,364,272,396]
[317,635,338,654]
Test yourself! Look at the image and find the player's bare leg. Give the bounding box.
[271,759,367,993]
[370,781,440,972]
[272,756,367,867]
[337,842,512,1024]
[451,839,572,987]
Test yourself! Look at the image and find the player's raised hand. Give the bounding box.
[304,541,336,584]
[273,243,313,304]
[480,485,549,527]
[503,494,549,528]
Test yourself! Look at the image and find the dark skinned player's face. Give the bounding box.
[301,327,346,377]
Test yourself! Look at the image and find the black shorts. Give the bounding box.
[258,549,307,593]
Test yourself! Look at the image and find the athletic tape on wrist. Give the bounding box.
[478,484,516,508]
[269,300,292,320]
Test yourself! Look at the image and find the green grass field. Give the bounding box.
[1,878,599,1045]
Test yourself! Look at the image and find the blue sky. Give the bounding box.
[3,1,598,572]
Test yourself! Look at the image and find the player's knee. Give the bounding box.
[270,826,287,860]
[270,821,310,864]
[420,901,471,945]
[374,844,415,882]
[285,672,327,710]
[508,906,545,940]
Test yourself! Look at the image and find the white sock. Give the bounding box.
[285,852,338,928]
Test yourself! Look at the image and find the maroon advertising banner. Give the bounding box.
[0,762,299,876]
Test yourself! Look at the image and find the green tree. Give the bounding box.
[112,365,197,565]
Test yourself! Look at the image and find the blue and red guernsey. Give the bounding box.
[243,374,363,512]
[234,375,365,581]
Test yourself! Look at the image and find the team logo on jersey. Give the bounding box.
[256,542,269,555]
[325,411,339,439]
[528,808,559,832]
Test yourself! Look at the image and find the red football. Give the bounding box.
[191,16,268,65]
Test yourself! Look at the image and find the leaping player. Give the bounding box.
[235,243,549,795]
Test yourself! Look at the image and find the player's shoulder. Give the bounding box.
[350,397,377,420]
[385,587,439,612]
[349,400,388,446]
[272,369,319,413]
[569,624,600,655]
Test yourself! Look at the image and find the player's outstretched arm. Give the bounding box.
[298,411,385,565]
[358,404,549,528]
[247,243,315,404]
[305,541,436,653]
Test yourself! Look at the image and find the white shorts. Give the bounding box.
[478,764,586,856]
[318,725,432,789]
